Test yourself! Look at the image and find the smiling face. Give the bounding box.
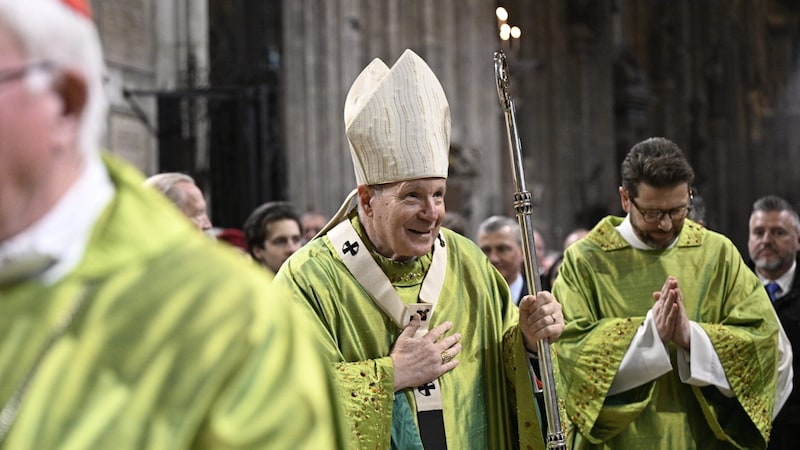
[358,178,446,261]
[620,182,691,249]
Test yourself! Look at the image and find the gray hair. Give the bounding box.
[0,0,108,156]
[476,215,522,247]
[752,195,800,234]
[144,172,196,208]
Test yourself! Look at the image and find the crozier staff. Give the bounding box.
[275,49,563,450]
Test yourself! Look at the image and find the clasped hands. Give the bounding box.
[653,276,691,349]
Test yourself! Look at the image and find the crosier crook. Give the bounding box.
[494,50,566,450]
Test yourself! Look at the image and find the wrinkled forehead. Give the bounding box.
[377,177,447,192]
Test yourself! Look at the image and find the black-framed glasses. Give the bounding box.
[0,62,52,86]
[629,194,693,224]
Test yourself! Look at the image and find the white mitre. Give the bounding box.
[313,49,451,239]
[344,48,451,185]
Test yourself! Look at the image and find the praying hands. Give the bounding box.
[652,276,691,349]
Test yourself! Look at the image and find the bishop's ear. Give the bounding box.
[356,184,374,216]
[47,69,88,152]
[52,69,87,118]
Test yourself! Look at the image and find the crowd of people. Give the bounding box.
[0,1,795,449]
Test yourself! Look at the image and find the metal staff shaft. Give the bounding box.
[493,50,566,450]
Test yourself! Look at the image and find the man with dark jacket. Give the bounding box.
[747,195,799,450]
[476,215,552,303]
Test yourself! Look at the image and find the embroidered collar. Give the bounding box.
[373,252,431,286]
[587,215,704,252]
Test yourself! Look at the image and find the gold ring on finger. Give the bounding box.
[441,350,453,364]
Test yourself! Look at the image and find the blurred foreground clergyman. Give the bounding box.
[276,49,563,450]
[553,137,792,449]
[0,1,346,448]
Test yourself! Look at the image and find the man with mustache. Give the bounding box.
[553,137,792,449]
[748,195,800,450]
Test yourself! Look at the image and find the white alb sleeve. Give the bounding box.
[608,309,673,395]
[773,314,794,419]
[675,322,733,397]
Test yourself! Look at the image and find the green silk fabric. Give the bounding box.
[553,216,779,449]
[0,154,347,449]
[276,212,546,449]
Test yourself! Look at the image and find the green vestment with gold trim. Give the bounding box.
[553,216,779,449]
[276,212,546,449]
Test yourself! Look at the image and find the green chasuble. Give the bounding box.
[275,212,546,450]
[0,154,347,450]
[552,216,779,450]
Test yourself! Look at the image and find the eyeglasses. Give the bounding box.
[0,62,52,87]
[629,194,693,224]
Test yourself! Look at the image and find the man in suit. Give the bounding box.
[747,195,798,450]
[477,215,548,303]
